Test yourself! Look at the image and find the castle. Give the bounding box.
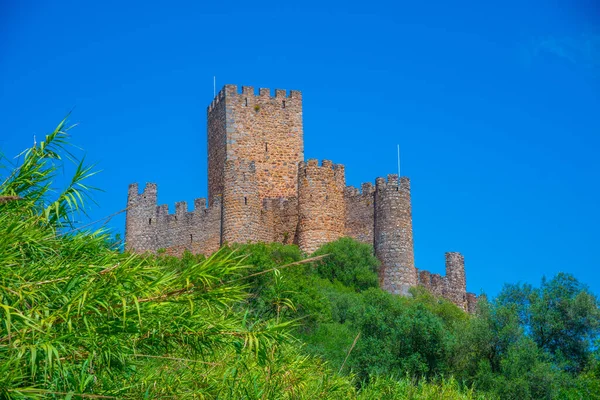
[125,84,477,312]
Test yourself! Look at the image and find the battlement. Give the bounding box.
[208,84,302,112]
[299,159,345,183]
[154,196,215,219]
[375,175,410,192]
[344,182,375,198]
[128,182,157,202]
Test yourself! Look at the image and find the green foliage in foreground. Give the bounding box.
[0,120,489,399]
[1,119,599,399]
[234,230,600,399]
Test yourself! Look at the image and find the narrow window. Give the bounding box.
[265,142,268,152]
[190,234,193,243]
[325,195,329,201]
[244,197,248,205]
[282,100,286,108]
[149,218,152,225]
[245,98,248,106]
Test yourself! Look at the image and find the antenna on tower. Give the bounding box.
[213,76,216,97]
[397,144,401,178]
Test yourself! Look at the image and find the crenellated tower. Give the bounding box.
[374,175,417,295]
[297,159,346,254]
[126,183,158,253]
[207,85,304,203]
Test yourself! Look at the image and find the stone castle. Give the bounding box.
[125,84,477,311]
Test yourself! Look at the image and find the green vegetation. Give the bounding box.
[1,119,599,398]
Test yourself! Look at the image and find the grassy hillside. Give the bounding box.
[1,120,599,399]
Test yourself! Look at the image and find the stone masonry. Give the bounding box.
[374,175,417,296]
[126,84,477,311]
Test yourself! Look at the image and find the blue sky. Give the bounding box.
[1,0,599,298]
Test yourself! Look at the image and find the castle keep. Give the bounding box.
[126,84,477,311]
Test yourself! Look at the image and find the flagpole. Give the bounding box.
[397,144,400,178]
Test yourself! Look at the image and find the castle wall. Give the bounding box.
[466,292,478,314]
[430,273,445,297]
[374,175,417,295]
[444,252,467,307]
[344,182,375,244]
[262,197,299,245]
[126,182,221,257]
[207,85,303,202]
[297,159,346,254]
[154,196,222,257]
[416,252,473,311]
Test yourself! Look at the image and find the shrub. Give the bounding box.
[312,237,380,292]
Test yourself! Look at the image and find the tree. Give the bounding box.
[497,273,600,373]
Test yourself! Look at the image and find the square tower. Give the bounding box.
[207,85,304,203]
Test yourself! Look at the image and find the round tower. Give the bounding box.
[221,160,261,245]
[374,174,417,295]
[297,159,346,254]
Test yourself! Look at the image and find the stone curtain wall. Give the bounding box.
[374,175,417,295]
[209,85,303,201]
[156,197,222,257]
[344,182,375,244]
[297,159,346,254]
[262,197,299,245]
[126,183,221,256]
[416,252,477,311]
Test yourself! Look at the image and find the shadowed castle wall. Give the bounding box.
[207,89,227,204]
[262,197,299,245]
[344,182,375,244]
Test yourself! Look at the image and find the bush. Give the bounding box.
[312,237,380,292]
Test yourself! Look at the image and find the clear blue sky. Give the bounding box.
[2,0,599,298]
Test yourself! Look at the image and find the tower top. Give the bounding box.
[208,84,302,113]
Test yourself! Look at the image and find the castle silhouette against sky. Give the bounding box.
[125,84,477,311]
